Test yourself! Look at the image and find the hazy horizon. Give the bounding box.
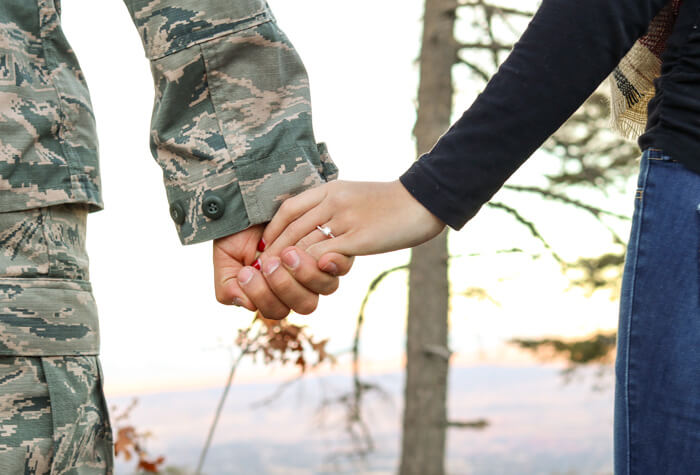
[110,364,614,475]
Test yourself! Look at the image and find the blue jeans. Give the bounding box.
[615,149,700,474]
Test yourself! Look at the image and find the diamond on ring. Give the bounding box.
[316,225,336,239]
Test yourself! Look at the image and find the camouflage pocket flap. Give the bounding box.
[0,278,99,356]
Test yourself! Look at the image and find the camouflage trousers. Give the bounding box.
[0,205,113,474]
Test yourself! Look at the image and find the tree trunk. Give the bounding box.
[399,0,457,474]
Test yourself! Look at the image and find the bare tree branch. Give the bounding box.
[317,264,409,468]
[502,184,630,221]
[196,321,259,475]
[459,0,535,18]
[456,58,491,82]
[447,419,490,429]
[487,202,564,264]
[459,41,513,52]
[249,373,306,409]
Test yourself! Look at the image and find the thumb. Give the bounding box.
[317,252,355,277]
[306,235,353,261]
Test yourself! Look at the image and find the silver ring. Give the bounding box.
[316,225,335,239]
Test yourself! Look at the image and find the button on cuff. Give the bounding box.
[169,201,186,225]
[202,194,225,220]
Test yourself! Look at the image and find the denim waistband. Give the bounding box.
[643,148,676,161]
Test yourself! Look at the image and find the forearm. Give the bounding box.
[123,0,338,244]
[400,0,668,230]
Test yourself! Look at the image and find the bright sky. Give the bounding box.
[60,0,633,396]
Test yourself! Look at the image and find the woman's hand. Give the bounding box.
[260,180,446,262]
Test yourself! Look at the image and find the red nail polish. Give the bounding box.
[253,259,262,271]
[257,238,266,252]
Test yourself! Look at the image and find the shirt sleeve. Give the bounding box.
[399,0,669,230]
[123,0,338,244]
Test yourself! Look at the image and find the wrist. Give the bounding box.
[392,179,446,230]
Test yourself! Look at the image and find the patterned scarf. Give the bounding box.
[610,0,682,138]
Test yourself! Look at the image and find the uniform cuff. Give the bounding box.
[167,143,338,245]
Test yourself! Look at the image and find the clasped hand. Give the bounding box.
[213,180,445,320]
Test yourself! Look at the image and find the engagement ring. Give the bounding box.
[316,225,336,239]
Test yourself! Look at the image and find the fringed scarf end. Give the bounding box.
[606,0,679,141]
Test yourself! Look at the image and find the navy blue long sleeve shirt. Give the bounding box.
[400,0,700,230]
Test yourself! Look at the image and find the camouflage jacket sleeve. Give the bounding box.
[123,0,338,245]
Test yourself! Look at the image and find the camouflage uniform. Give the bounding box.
[0,0,337,472]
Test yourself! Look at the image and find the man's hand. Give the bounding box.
[214,225,353,320]
[213,224,264,310]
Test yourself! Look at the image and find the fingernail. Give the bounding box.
[233,297,244,307]
[252,259,262,271]
[322,262,338,276]
[238,267,254,285]
[263,258,280,276]
[257,238,266,252]
[282,250,300,269]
